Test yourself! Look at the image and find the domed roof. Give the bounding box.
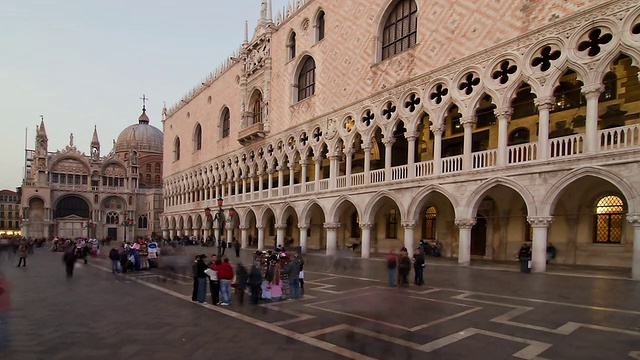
[115,108,163,154]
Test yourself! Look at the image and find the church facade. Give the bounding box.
[161,0,640,278]
[20,107,164,242]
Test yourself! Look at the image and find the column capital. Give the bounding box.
[276,165,285,172]
[455,218,476,229]
[359,222,374,230]
[460,116,476,127]
[382,138,396,147]
[401,220,417,229]
[297,223,310,230]
[299,159,309,166]
[288,164,296,170]
[527,216,554,227]
[343,147,355,156]
[256,225,265,230]
[405,131,419,141]
[627,213,640,225]
[494,107,512,119]
[534,96,554,110]
[274,223,287,230]
[323,222,341,229]
[430,123,445,135]
[267,168,275,175]
[328,154,342,161]
[313,155,324,163]
[238,225,249,230]
[581,84,604,100]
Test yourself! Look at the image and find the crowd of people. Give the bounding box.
[384,246,426,287]
[191,248,304,306]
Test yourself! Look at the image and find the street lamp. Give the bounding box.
[204,197,235,257]
[120,213,135,243]
[83,219,96,238]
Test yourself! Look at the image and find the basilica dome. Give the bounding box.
[115,107,163,154]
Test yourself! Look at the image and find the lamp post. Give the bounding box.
[120,213,135,243]
[205,197,235,257]
[83,219,96,238]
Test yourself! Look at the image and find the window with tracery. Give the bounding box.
[106,212,118,225]
[386,209,398,239]
[594,195,624,243]
[382,0,418,61]
[138,215,148,229]
[251,93,262,125]
[221,107,230,139]
[298,57,316,102]
[421,206,437,239]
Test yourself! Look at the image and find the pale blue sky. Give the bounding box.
[0,0,290,190]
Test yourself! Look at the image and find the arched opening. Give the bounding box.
[315,10,325,42]
[288,31,297,60]
[221,107,231,139]
[381,0,418,61]
[174,137,181,161]
[193,123,202,151]
[296,56,316,102]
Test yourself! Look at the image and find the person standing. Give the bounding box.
[196,254,208,304]
[191,255,199,302]
[397,248,411,287]
[283,254,301,299]
[63,248,77,278]
[248,265,262,305]
[207,258,221,305]
[233,238,241,258]
[214,258,234,305]
[413,247,425,286]
[235,263,248,305]
[16,242,27,267]
[108,248,120,274]
[220,238,227,256]
[385,250,398,287]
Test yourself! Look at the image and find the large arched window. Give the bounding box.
[297,56,316,102]
[594,195,624,243]
[250,91,263,126]
[316,10,325,42]
[288,31,297,60]
[382,0,418,61]
[221,107,231,139]
[174,137,181,161]
[138,215,148,229]
[193,123,202,151]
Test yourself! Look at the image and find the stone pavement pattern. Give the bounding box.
[2,247,640,359]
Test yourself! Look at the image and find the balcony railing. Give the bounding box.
[237,122,266,144]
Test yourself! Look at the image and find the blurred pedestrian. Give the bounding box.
[248,265,262,305]
[16,242,27,267]
[196,254,208,304]
[235,263,248,305]
[63,248,77,278]
[233,238,241,258]
[385,250,398,287]
[413,247,425,286]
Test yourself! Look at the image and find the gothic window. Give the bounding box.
[422,206,437,239]
[475,94,497,128]
[381,0,418,61]
[297,56,316,102]
[386,209,398,239]
[94,195,99,204]
[221,107,231,139]
[350,211,361,238]
[316,11,325,42]
[599,72,617,102]
[174,137,181,161]
[511,84,537,119]
[250,92,263,126]
[288,31,297,60]
[594,195,624,243]
[138,215,148,229]
[106,212,118,225]
[194,123,202,151]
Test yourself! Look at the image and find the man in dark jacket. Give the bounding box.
[283,254,302,299]
[413,247,425,286]
[248,265,262,305]
[108,248,120,274]
[191,255,199,302]
[196,254,208,304]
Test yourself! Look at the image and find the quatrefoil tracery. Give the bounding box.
[382,102,397,120]
[430,84,448,104]
[343,116,355,133]
[531,46,561,72]
[361,110,375,127]
[312,127,323,142]
[404,93,421,112]
[299,132,309,146]
[492,60,518,85]
[459,73,480,96]
[577,28,613,57]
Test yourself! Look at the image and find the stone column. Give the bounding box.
[534,97,553,160]
[240,225,248,248]
[495,107,512,166]
[226,223,234,245]
[329,154,340,189]
[257,171,264,198]
[300,159,308,193]
[162,229,169,240]
[298,224,309,253]
[360,223,373,258]
[384,138,395,181]
[402,221,416,258]
[455,218,476,266]
[431,124,444,175]
[203,228,209,241]
[169,229,175,240]
[288,164,295,193]
[627,214,640,280]
[215,182,220,200]
[241,175,247,201]
[406,131,418,178]
[461,116,476,171]
[324,222,340,256]
[277,165,284,196]
[267,169,274,196]
[249,173,255,198]
[363,145,371,184]
[257,225,265,250]
[582,84,603,154]
[345,148,354,187]
[314,156,323,190]
[275,223,286,246]
[527,216,553,273]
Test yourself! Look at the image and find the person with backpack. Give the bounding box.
[385,250,398,287]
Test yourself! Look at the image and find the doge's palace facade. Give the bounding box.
[162,0,640,279]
